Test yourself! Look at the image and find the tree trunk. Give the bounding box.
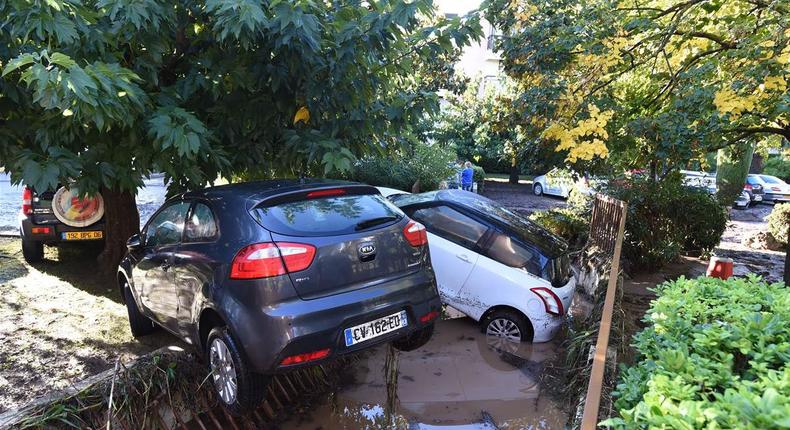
[509,156,519,184]
[97,187,139,280]
[750,152,763,174]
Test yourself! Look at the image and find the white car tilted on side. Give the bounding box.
[389,189,576,343]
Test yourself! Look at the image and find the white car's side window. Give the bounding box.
[411,206,487,250]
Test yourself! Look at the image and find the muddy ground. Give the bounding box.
[0,239,176,413]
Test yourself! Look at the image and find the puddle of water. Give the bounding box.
[280,317,568,430]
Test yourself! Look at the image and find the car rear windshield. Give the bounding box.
[760,176,781,184]
[253,193,404,236]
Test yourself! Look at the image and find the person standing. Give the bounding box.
[461,161,474,191]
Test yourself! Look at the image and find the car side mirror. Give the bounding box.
[127,234,142,250]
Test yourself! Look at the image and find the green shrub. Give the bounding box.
[716,143,754,206]
[607,175,728,269]
[529,188,592,248]
[472,165,486,183]
[767,203,790,245]
[673,190,728,253]
[348,144,455,192]
[763,157,790,182]
[604,276,790,430]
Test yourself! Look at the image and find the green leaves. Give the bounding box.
[147,107,208,158]
[607,276,790,429]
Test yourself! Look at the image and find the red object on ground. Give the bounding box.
[707,256,734,280]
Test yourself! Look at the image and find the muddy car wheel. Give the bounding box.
[123,286,156,338]
[392,323,435,352]
[484,310,532,343]
[21,239,44,263]
[207,327,269,416]
[533,183,543,196]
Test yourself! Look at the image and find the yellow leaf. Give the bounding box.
[293,106,310,125]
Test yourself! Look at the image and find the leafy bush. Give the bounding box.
[348,144,455,192]
[472,165,486,183]
[673,190,729,253]
[608,175,728,269]
[767,203,790,245]
[763,157,790,182]
[529,188,592,248]
[604,276,790,429]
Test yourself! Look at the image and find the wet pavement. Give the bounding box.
[280,315,568,430]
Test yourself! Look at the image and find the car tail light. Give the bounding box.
[744,184,752,191]
[280,348,331,366]
[22,187,33,216]
[772,186,781,191]
[403,220,428,247]
[306,189,346,199]
[31,227,51,234]
[530,287,564,316]
[420,310,440,323]
[230,242,316,279]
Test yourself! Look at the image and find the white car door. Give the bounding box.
[409,205,488,307]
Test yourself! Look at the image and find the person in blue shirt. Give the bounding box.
[461,161,474,191]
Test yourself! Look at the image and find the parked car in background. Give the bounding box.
[532,168,597,198]
[681,170,717,195]
[757,174,790,203]
[733,191,750,209]
[118,180,441,414]
[390,190,576,344]
[744,175,765,205]
[376,186,410,199]
[18,185,106,263]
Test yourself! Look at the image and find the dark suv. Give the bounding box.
[118,180,440,414]
[19,185,106,263]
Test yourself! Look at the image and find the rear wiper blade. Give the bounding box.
[355,215,399,231]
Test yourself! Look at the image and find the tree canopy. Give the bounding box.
[485,0,789,174]
[0,0,481,194]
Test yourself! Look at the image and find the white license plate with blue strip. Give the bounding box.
[344,310,408,347]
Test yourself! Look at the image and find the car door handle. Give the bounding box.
[456,254,471,263]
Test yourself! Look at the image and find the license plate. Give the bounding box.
[344,310,408,347]
[755,195,763,201]
[61,231,103,240]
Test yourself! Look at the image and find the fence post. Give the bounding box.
[580,195,627,430]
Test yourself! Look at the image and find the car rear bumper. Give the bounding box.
[19,217,106,244]
[764,193,790,202]
[225,270,441,374]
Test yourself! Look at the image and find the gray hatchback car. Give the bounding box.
[118,180,440,414]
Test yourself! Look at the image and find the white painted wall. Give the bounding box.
[434,0,501,83]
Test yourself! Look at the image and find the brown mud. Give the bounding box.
[279,316,569,429]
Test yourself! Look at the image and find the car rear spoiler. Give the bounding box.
[254,184,380,208]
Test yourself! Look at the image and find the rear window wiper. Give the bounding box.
[355,215,400,231]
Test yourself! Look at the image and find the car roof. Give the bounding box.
[393,189,568,257]
[181,178,363,205]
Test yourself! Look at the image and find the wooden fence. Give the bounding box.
[580,193,628,430]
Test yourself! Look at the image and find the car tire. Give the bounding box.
[21,239,44,263]
[533,183,543,196]
[392,323,435,352]
[207,327,269,416]
[123,285,157,338]
[483,310,533,343]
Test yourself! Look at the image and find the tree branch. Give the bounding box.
[672,30,737,49]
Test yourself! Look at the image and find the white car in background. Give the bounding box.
[532,168,596,198]
[757,174,790,203]
[681,170,717,195]
[390,190,576,343]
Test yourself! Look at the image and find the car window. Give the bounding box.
[486,232,542,274]
[255,193,404,236]
[145,201,191,247]
[184,202,218,242]
[411,205,488,249]
[761,176,781,184]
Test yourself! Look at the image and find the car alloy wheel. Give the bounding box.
[210,337,238,405]
[533,183,543,196]
[486,318,522,342]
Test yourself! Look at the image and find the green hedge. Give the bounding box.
[608,176,728,269]
[347,144,456,192]
[763,157,790,182]
[604,276,790,429]
[529,188,591,248]
[767,203,790,245]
